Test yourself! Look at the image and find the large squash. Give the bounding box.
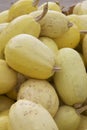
[54,48,87,105]
[8,99,59,130]
[5,34,57,79]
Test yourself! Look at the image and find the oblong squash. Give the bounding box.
[17,79,59,117]
[8,0,37,21]
[5,34,56,79]
[0,15,41,58]
[9,100,59,130]
[39,36,58,54]
[0,59,17,94]
[54,48,87,105]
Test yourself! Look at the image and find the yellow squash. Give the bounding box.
[17,79,59,117]
[5,34,57,79]
[29,10,71,38]
[0,10,9,24]
[0,15,41,58]
[7,73,27,100]
[54,48,87,105]
[9,100,59,130]
[39,36,58,54]
[0,59,17,94]
[54,24,80,49]
[0,95,14,112]
[54,105,80,130]
[73,1,87,15]
[8,0,37,21]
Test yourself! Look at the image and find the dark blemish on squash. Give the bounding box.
[24,111,28,116]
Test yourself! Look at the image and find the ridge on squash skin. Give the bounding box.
[17,79,59,117]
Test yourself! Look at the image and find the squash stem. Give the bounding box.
[76,105,87,114]
[35,2,48,22]
[53,66,61,72]
[80,30,87,34]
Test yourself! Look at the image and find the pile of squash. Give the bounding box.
[0,0,87,130]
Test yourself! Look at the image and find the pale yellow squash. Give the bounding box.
[54,105,80,130]
[0,95,14,112]
[73,1,87,15]
[17,79,59,117]
[0,59,17,94]
[67,14,87,30]
[8,0,37,21]
[5,34,56,79]
[0,15,41,58]
[67,14,80,29]
[9,100,59,130]
[54,48,87,105]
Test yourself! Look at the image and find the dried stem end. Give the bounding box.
[35,2,48,22]
[73,103,82,109]
[53,66,61,72]
[76,105,87,115]
[80,30,87,34]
